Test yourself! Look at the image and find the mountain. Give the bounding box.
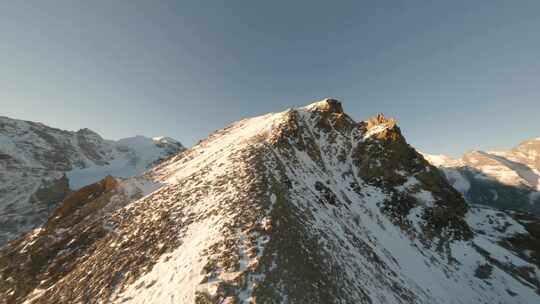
[424,138,540,215]
[0,116,185,246]
[1,99,539,303]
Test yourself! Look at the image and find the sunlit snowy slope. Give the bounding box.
[424,139,540,215]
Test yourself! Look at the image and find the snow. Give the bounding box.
[264,108,540,303]
[529,192,540,205]
[151,136,178,144]
[0,135,18,158]
[290,161,525,303]
[412,189,436,206]
[112,110,287,304]
[421,153,460,167]
[466,207,528,238]
[473,236,532,268]
[156,112,284,185]
[115,217,218,303]
[442,167,471,193]
[362,124,388,140]
[118,136,176,165]
[302,99,337,112]
[426,146,540,194]
[6,103,540,303]
[0,115,184,246]
[120,176,163,199]
[67,135,181,189]
[476,164,526,186]
[489,189,498,201]
[66,158,138,189]
[421,153,471,194]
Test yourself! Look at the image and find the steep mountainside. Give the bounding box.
[0,116,184,246]
[1,100,539,304]
[425,138,540,215]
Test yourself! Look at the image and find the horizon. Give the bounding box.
[2,99,537,158]
[2,1,540,157]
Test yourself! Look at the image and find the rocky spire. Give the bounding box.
[366,113,396,129]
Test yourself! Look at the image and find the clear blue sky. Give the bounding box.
[1,1,539,156]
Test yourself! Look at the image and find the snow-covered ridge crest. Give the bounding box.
[150,98,350,185]
[302,98,344,114]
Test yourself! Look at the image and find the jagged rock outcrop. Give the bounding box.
[0,99,539,303]
[0,116,184,246]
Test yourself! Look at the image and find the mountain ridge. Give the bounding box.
[424,137,540,215]
[0,115,184,246]
[1,99,538,303]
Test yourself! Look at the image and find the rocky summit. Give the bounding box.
[0,116,184,246]
[0,99,539,303]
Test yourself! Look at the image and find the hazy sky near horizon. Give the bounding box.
[1,1,539,157]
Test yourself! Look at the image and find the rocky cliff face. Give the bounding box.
[0,100,539,303]
[424,138,540,215]
[0,116,184,246]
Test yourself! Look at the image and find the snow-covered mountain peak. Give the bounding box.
[302,98,344,114]
[117,135,183,156]
[1,103,539,304]
[153,100,353,183]
[425,135,540,215]
[0,116,185,246]
[152,135,181,145]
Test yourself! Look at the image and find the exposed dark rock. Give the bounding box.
[474,263,493,279]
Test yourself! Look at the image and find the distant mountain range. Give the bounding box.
[1,100,538,303]
[424,138,540,215]
[0,116,184,246]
